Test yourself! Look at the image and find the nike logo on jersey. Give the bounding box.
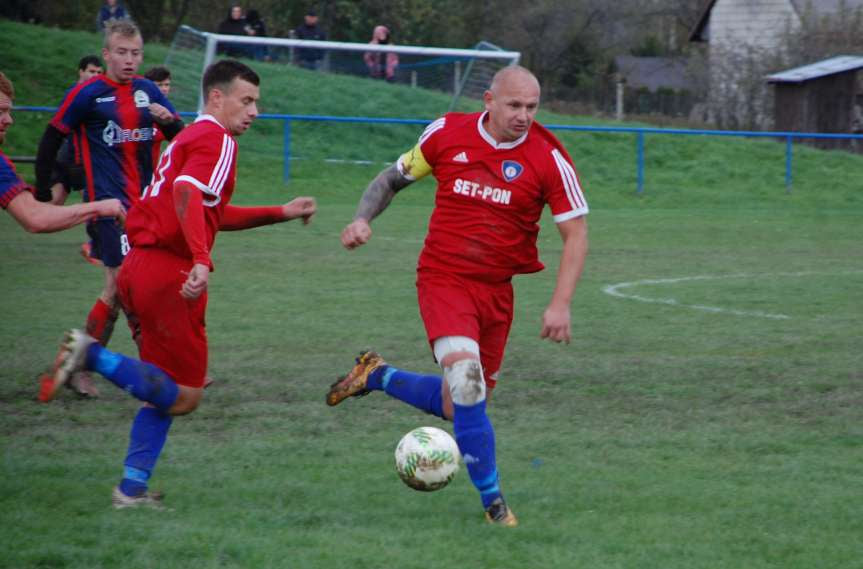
[452,151,469,163]
[95,96,116,103]
[453,178,512,205]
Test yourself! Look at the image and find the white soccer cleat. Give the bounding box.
[47,329,98,402]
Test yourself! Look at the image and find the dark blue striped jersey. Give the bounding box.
[50,75,178,207]
[0,150,31,209]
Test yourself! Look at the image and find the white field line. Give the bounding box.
[602,271,863,320]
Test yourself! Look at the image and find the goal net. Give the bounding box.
[165,25,520,116]
[163,26,519,174]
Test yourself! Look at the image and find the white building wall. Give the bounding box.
[710,0,801,51]
[706,0,802,128]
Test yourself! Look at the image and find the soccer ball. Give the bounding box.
[394,426,461,492]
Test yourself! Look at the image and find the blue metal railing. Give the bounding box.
[14,106,863,191]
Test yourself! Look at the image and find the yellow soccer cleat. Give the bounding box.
[485,497,518,527]
[326,350,386,406]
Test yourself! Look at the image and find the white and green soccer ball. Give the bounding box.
[395,426,461,492]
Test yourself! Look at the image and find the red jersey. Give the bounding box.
[399,111,588,282]
[151,126,166,173]
[126,115,237,267]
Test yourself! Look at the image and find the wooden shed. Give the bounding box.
[766,56,863,149]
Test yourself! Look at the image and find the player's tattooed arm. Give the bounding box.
[354,163,414,222]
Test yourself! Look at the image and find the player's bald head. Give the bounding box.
[482,65,540,143]
[489,65,540,97]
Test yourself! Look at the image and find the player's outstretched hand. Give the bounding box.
[341,218,372,250]
[282,197,316,225]
[148,102,174,125]
[181,263,210,299]
[540,304,571,344]
[94,198,127,226]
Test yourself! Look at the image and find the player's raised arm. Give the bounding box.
[540,215,588,344]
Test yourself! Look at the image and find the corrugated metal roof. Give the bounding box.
[766,55,863,83]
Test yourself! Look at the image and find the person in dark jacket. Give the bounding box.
[245,9,270,61]
[97,0,128,30]
[293,9,326,70]
[217,5,252,58]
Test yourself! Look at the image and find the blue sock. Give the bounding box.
[367,365,444,418]
[453,400,502,508]
[119,407,173,497]
[86,343,180,411]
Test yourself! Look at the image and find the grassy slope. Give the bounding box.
[1,19,862,569]
[3,19,861,211]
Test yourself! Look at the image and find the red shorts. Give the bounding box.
[416,268,513,389]
[117,247,208,388]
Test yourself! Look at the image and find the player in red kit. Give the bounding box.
[35,20,185,400]
[327,66,589,526]
[46,60,316,509]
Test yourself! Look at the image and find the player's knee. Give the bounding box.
[169,389,203,416]
[444,358,485,406]
[433,335,479,368]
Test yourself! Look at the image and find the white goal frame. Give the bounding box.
[169,26,520,111]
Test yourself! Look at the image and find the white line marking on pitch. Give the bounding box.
[602,271,863,320]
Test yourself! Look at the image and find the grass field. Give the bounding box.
[2,18,863,569]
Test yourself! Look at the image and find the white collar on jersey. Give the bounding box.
[476,111,529,150]
[195,113,226,130]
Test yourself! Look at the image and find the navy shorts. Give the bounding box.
[86,218,130,268]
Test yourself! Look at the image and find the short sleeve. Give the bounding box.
[416,116,446,168]
[396,144,432,181]
[543,147,588,223]
[174,131,236,207]
[50,85,92,135]
[0,157,30,209]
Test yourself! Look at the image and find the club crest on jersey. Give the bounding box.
[134,90,151,108]
[501,160,523,182]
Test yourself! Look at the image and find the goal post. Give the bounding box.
[165,25,520,113]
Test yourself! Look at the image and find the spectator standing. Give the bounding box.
[97,0,128,30]
[363,25,398,82]
[217,5,251,58]
[294,9,326,70]
[245,9,270,61]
